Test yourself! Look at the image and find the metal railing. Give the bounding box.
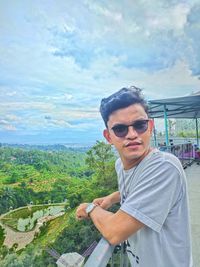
[83,238,130,267]
[158,143,195,168]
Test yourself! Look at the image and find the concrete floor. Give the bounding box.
[185,162,200,267]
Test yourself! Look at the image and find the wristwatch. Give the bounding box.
[86,203,97,216]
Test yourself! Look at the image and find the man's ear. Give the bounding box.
[103,129,113,144]
[149,119,154,134]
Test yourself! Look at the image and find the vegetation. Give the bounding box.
[0,142,118,266]
[0,226,5,247]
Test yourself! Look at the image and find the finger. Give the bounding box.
[93,198,99,203]
[76,215,83,221]
[93,199,102,205]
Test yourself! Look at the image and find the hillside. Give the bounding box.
[0,142,118,266]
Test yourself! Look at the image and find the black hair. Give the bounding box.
[100,86,148,127]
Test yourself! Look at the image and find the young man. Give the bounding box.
[76,87,193,267]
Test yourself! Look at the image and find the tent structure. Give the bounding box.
[148,93,200,147]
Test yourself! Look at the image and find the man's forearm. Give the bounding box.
[89,205,116,243]
[76,192,143,245]
[88,204,143,245]
[89,191,121,241]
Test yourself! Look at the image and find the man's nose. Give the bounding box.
[126,126,138,138]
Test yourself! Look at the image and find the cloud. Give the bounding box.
[184,3,200,76]
[6,91,17,97]
[43,1,197,75]
[0,119,17,131]
[4,124,17,131]
[44,115,52,120]
[45,119,73,128]
[46,93,73,102]
[0,120,8,125]
[1,0,200,143]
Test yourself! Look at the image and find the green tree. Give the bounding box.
[86,141,115,176]
[0,226,5,247]
[53,213,101,255]
[86,141,118,192]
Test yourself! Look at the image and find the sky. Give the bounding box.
[1,0,200,145]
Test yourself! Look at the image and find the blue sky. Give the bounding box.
[1,0,200,144]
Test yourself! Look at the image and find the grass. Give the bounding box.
[27,173,68,192]
[0,171,10,186]
[0,168,68,192]
[34,211,71,246]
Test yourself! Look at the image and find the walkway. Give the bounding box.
[185,162,200,267]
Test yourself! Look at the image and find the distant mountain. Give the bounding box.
[0,143,93,152]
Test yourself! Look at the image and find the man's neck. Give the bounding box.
[122,147,153,170]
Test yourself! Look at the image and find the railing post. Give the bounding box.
[195,118,199,148]
[152,118,157,147]
[110,252,114,267]
[120,242,129,267]
[163,104,169,146]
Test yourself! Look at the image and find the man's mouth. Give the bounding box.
[124,141,142,147]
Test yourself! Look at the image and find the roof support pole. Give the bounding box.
[195,118,199,148]
[152,118,157,147]
[164,105,169,146]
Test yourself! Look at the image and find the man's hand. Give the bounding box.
[93,196,113,210]
[76,203,89,220]
[93,191,121,210]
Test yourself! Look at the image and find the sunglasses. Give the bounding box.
[111,119,150,138]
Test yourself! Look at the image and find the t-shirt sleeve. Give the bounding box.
[120,159,183,233]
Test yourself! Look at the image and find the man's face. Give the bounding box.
[103,104,154,169]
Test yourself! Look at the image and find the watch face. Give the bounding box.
[86,203,96,214]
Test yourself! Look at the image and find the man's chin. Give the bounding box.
[128,150,143,158]
[125,151,147,162]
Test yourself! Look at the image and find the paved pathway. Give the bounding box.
[185,162,200,267]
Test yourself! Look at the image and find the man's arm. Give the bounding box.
[76,203,144,245]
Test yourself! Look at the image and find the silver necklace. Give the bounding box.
[121,148,152,203]
[122,163,139,203]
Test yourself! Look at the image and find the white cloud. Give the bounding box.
[85,1,122,22]
[1,0,200,143]
[4,124,17,131]
[145,3,190,32]
[46,119,73,128]
[0,119,17,131]
[6,91,17,97]
[46,93,73,102]
[0,119,9,125]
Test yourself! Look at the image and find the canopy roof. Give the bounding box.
[148,93,200,119]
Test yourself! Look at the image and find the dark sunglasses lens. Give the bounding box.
[134,120,148,133]
[113,125,128,137]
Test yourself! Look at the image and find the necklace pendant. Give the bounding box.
[122,194,126,203]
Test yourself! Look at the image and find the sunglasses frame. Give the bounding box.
[111,119,150,138]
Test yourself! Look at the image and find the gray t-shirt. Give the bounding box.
[115,149,193,267]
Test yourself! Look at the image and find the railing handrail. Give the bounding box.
[83,238,114,267]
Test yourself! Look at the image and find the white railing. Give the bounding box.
[83,238,130,267]
[158,143,195,168]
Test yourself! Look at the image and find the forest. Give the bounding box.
[0,142,118,266]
